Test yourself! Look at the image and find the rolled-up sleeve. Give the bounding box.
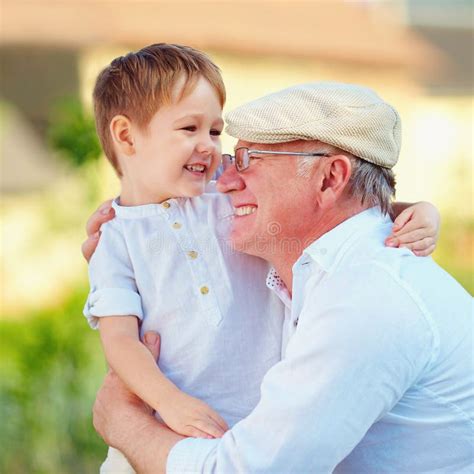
[83,220,143,329]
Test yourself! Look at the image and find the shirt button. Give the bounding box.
[172,222,182,229]
[293,318,299,327]
[162,202,171,209]
[200,286,209,295]
[187,250,198,259]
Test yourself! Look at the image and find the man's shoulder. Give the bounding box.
[305,237,430,323]
[328,220,460,298]
[298,250,439,377]
[349,242,468,307]
[327,242,466,310]
[306,243,470,354]
[312,250,425,310]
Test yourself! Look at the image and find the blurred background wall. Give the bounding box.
[1,1,472,472]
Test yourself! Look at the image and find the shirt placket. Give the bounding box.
[162,200,223,326]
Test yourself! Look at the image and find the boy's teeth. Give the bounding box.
[235,206,257,216]
[186,164,206,172]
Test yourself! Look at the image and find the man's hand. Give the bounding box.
[82,200,115,262]
[386,201,440,256]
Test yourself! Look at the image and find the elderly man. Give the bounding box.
[88,83,472,472]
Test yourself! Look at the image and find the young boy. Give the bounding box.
[84,43,285,473]
[83,43,440,473]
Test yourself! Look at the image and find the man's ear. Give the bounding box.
[316,155,352,208]
[110,115,135,156]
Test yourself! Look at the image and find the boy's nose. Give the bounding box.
[196,134,217,155]
[216,165,245,194]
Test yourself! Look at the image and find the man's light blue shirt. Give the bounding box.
[168,207,473,473]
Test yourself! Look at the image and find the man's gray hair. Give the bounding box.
[297,143,396,214]
[347,157,396,214]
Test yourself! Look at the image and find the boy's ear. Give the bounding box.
[110,115,135,156]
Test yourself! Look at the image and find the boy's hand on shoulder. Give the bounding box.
[158,389,229,439]
[82,199,115,262]
[385,201,440,256]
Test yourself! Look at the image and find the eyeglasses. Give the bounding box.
[222,147,330,172]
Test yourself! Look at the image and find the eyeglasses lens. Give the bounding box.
[235,148,249,172]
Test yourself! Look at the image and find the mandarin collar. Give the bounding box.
[112,196,184,219]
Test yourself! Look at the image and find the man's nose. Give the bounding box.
[216,165,245,194]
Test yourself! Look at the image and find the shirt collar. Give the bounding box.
[112,196,184,219]
[265,208,391,301]
[301,207,392,273]
[266,267,292,308]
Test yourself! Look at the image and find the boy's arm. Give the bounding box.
[386,201,440,256]
[99,317,228,439]
[99,316,176,410]
[93,334,182,474]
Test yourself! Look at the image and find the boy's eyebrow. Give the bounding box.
[174,114,224,126]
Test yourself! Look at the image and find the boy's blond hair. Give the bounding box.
[93,43,226,176]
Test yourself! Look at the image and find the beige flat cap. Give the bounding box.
[225,82,401,169]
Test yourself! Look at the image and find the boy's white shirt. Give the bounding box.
[84,181,285,427]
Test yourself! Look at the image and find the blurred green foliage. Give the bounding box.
[0,288,107,474]
[48,97,105,205]
[48,97,101,168]
[434,218,473,295]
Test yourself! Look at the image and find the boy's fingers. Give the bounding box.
[414,244,436,257]
[81,232,100,262]
[392,229,426,245]
[392,218,423,236]
[392,208,413,232]
[384,236,399,248]
[400,237,435,252]
[85,200,115,237]
[143,332,161,362]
